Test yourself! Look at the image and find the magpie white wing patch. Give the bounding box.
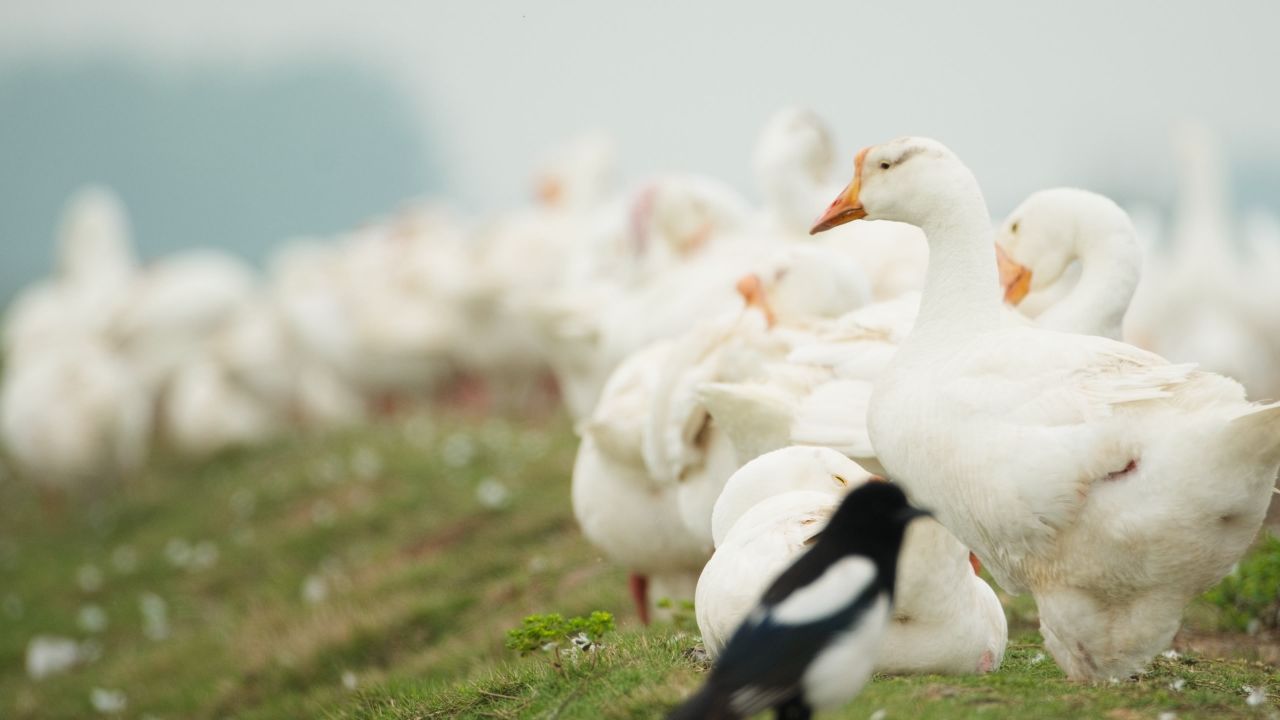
[771,556,876,625]
[729,685,791,716]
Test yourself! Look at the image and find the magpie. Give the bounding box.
[668,481,927,720]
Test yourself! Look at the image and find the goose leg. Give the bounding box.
[628,572,650,625]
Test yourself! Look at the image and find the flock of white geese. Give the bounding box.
[3,109,1280,683]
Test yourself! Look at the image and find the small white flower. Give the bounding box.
[1162,649,1180,660]
[1246,686,1267,707]
[189,542,219,571]
[1029,652,1045,665]
[78,605,109,633]
[570,632,595,652]
[1169,678,1186,692]
[442,434,477,468]
[302,575,329,605]
[90,687,127,714]
[139,593,170,641]
[77,564,104,592]
[110,546,139,574]
[541,641,559,653]
[476,478,511,509]
[350,447,383,481]
[164,539,192,567]
[869,710,888,720]
[1158,713,1177,720]
[25,636,81,679]
[341,670,358,690]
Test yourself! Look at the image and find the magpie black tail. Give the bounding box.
[666,685,736,720]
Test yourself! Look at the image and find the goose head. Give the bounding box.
[995,188,1141,338]
[810,137,984,235]
[995,188,1136,304]
[630,175,749,258]
[533,132,616,210]
[57,186,137,286]
[736,245,871,327]
[754,108,837,231]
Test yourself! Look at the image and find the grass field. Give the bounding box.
[2,411,1278,719]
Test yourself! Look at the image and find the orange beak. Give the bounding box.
[810,147,870,235]
[995,244,1032,305]
[735,273,775,327]
[535,176,563,206]
[969,552,982,576]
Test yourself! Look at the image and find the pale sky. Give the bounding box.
[1,0,1277,216]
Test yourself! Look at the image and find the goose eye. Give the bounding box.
[879,161,891,170]
[1010,221,1020,233]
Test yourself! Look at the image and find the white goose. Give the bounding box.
[994,188,1142,341]
[641,244,871,546]
[700,188,1147,476]
[811,136,1280,681]
[4,187,137,363]
[1,337,151,493]
[571,340,710,625]
[696,447,1006,675]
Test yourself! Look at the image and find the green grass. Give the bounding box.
[1,411,1278,719]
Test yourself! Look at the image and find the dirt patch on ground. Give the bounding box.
[1174,628,1280,666]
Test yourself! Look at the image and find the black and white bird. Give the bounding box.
[667,481,927,720]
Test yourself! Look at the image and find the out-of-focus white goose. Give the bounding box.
[1124,125,1278,399]
[161,356,283,458]
[112,249,256,392]
[4,187,138,361]
[535,174,758,422]
[1240,208,1280,398]
[751,107,928,300]
[696,447,1006,674]
[571,341,709,624]
[811,136,1280,681]
[1,337,151,491]
[640,244,871,545]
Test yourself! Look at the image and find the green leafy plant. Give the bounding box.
[505,611,615,670]
[1203,535,1280,632]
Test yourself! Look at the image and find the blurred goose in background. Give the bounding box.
[640,244,870,545]
[4,187,138,363]
[1,336,151,494]
[696,447,1006,674]
[112,248,257,394]
[1123,124,1280,399]
[1,189,152,492]
[811,135,1280,681]
[571,340,708,625]
[752,107,928,301]
[535,173,757,422]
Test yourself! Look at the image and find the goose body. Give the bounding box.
[695,447,1006,675]
[1,339,151,489]
[812,136,1280,680]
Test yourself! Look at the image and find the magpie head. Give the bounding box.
[822,481,930,571]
